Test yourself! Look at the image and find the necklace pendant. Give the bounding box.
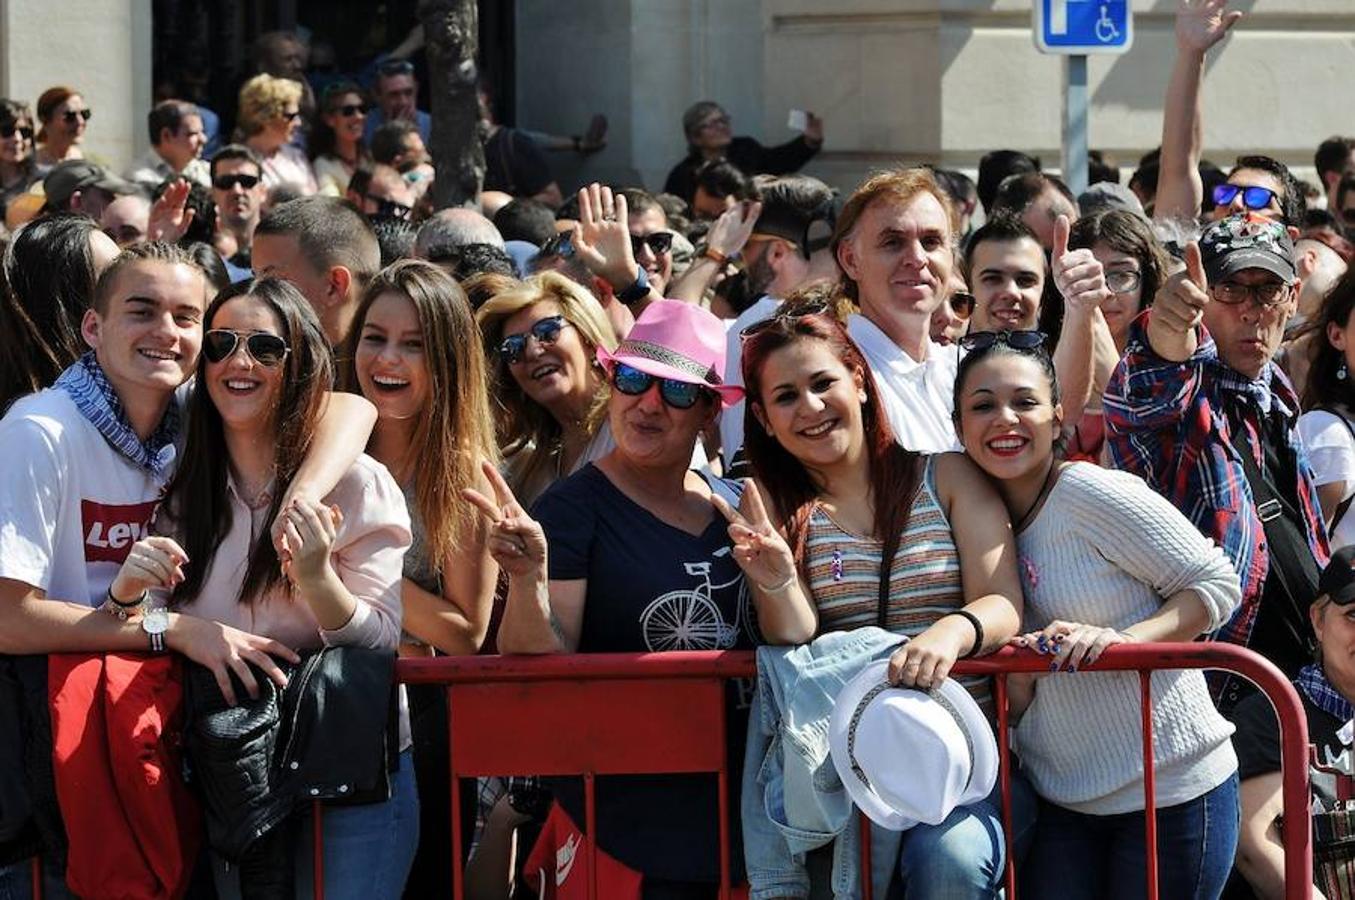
[832,549,844,583]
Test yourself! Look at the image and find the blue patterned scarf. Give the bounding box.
[54,353,180,476]
[1297,663,1355,724]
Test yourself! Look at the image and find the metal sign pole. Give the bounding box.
[1063,54,1089,197]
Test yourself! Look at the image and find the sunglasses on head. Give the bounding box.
[959,330,1048,352]
[0,123,33,140]
[1212,183,1278,211]
[630,232,673,258]
[213,173,260,191]
[739,300,831,340]
[62,109,91,124]
[365,194,413,220]
[499,315,569,364]
[203,330,290,367]
[611,362,708,410]
[331,103,367,117]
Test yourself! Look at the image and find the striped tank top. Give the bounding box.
[805,455,992,715]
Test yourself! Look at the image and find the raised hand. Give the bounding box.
[109,536,188,602]
[803,112,825,147]
[572,183,640,291]
[1153,240,1209,334]
[147,179,196,243]
[462,460,548,579]
[1176,0,1242,55]
[278,498,342,587]
[705,200,763,261]
[710,480,797,592]
[1012,619,1137,672]
[1051,214,1111,314]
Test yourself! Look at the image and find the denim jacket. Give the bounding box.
[742,627,904,900]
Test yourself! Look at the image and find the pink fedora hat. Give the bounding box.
[596,299,745,407]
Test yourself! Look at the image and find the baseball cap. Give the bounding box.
[43,160,137,209]
[1319,546,1355,606]
[1077,182,1145,219]
[1199,213,1296,284]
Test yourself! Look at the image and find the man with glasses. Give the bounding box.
[663,100,824,207]
[209,144,267,269]
[1105,213,1329,713]
[622,189,675,298]
[126,100,209,190]
[364,59,431,145]
[356,163,416,222]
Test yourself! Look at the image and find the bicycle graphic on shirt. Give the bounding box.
[639,556,756,652]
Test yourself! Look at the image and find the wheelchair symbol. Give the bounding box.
[1095,4,1120,43]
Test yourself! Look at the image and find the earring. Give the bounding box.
[1340,361,1349,381]
[858,390,868,404]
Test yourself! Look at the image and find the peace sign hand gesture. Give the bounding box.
[710,480,798,593]
[462,460,549,579]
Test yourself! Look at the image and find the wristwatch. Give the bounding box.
[614,265,650,306]
[141,605,169,653]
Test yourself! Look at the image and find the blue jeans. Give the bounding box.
[1021,773,1239,900]
[895,769,1038,899]
[212,749,420,900]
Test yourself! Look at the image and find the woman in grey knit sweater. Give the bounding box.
[953,332,1243,900]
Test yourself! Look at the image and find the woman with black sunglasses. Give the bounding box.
[726,302,1027,898]
[953,332,1240,900]
[237,74,318,196]
[33,85,88,174]
[311,81,370,198]
[0,99,37,221]
[158,276,417,899]
[465,299,754,898]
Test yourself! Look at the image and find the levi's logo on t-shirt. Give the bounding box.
[81,499,159,564]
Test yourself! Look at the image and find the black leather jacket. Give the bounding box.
[182,646,397,864]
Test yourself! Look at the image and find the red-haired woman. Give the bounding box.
[715,298,1027,898]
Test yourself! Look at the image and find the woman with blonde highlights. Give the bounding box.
[476,271,618,505]
[237,73,317,195]
[350,259,500,654]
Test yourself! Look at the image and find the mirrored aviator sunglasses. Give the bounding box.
[203,330,290,366]
[498,315,567,364]
[611,362,705,409]
[958,330,1048,352]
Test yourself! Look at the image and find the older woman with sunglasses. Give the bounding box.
[466,300,754,897]
[475,271,619,506]
[311,81,370,198]
[238,73,317,196]
[33,86,88,173]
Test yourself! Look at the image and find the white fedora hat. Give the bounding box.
[827,660,998,830]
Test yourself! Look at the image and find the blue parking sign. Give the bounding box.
[1034,0,1133,54]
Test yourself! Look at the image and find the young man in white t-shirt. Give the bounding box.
[0,242,375,692]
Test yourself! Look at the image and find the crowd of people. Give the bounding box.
[2,0,1355,898]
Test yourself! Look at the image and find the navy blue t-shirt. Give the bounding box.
[532,463,755,882]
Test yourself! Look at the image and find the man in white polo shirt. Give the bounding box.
[833,167,964,452]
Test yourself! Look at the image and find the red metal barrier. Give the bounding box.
[397,642,1313,900]
[24,641,1313,899]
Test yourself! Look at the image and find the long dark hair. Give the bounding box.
[309,81,368,163]
[0,213,100,412]
[165,276,334,606]
[1303,266,1355,413]
[740,299,923,576]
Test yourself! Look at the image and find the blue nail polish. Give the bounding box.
[1049,661,1059,671]
[1068,665,1077,673]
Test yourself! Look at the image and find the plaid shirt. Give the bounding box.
[1103,317,1329,651]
